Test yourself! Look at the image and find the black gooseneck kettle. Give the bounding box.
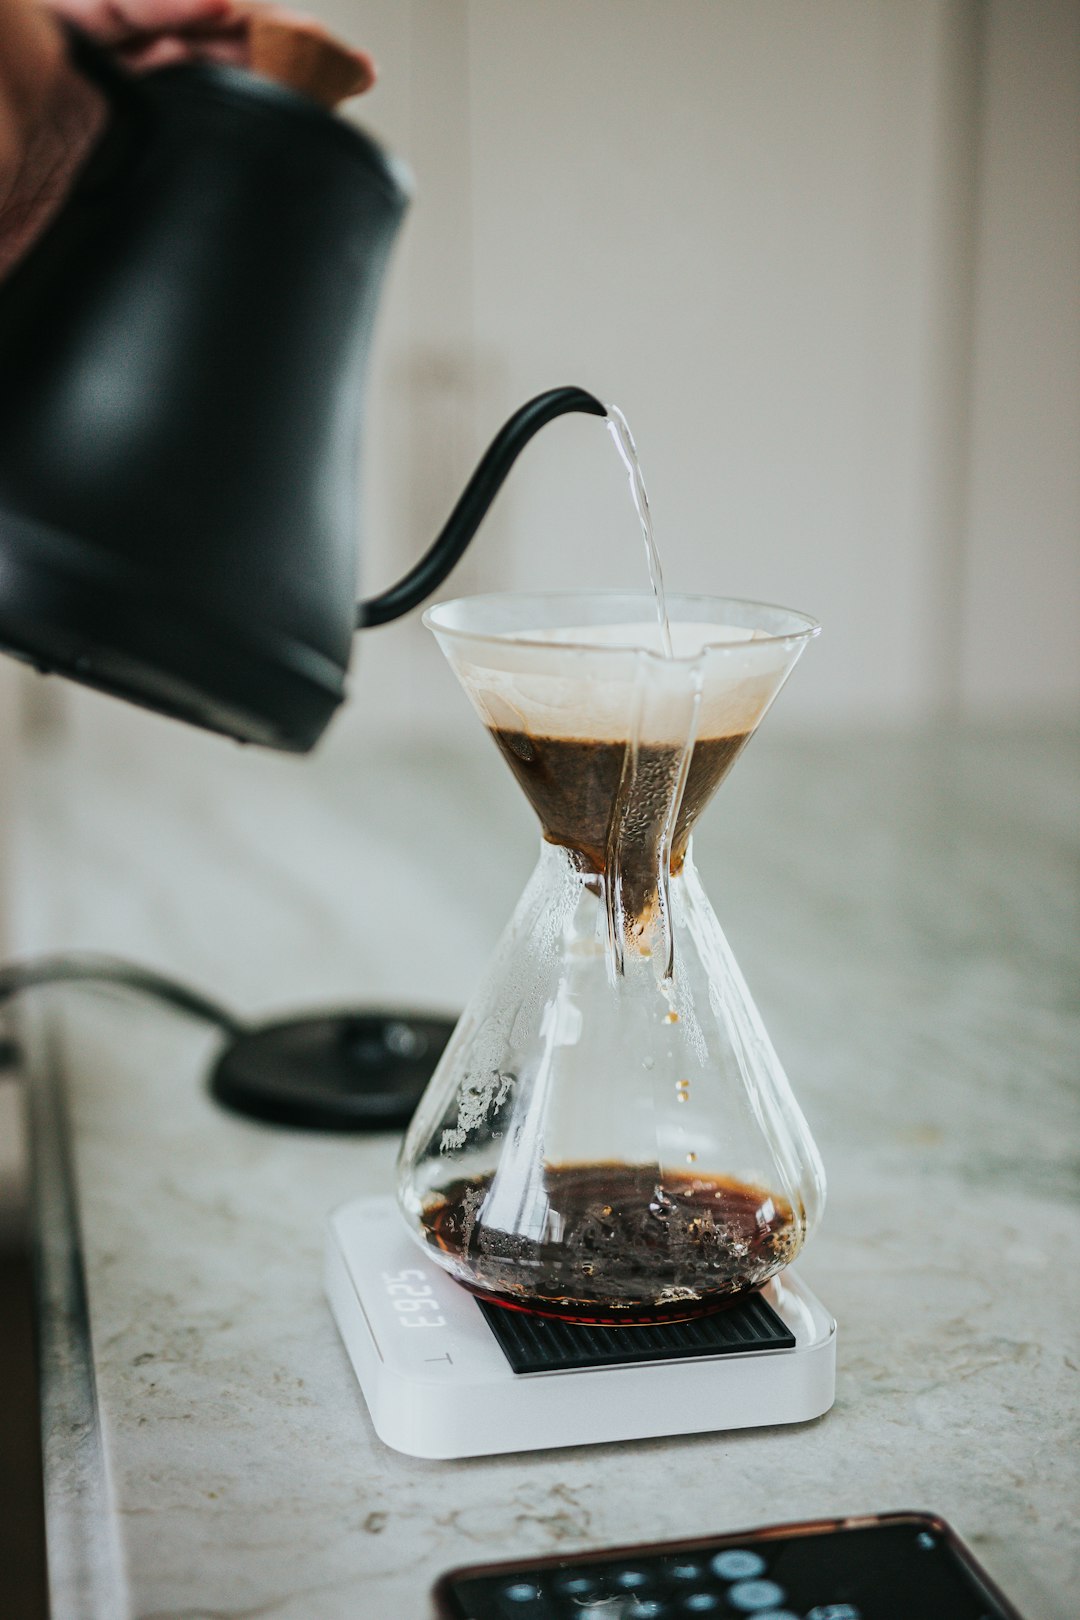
[0,33,606,753]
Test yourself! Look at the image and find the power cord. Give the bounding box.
[0,953,244,1035]
[0,953,452,1131]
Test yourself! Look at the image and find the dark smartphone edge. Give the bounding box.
[431,1509,1028,1620]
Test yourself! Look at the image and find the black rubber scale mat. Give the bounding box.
[477,1292,795,1374]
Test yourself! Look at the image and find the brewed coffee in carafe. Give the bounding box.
[397,592,825,1324]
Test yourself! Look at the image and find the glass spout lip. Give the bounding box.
[423,590,820,661]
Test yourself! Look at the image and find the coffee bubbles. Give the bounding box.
[420,1164,800,1324]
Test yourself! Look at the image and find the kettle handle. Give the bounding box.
[356,386,607,629]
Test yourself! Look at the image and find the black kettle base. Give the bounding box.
[209,1009,454,1131]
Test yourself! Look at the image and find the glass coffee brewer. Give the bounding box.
[397,592,825,1326]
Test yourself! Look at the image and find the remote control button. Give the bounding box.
[711,1550,767,1581]
[552,1572,598,1597]
[664,1560,707,1582]
[680,1596,722,1614]
[727,1579,787,1611]
[629,1601,671,1619]
[615,1569,653,1589]
[502,1581,541,1603]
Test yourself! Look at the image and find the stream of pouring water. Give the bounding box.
[604,404,674,658]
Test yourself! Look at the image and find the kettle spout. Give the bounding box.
[356,386,606,629]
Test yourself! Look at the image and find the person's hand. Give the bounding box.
[47,0,376,83]
[0,0,374,279]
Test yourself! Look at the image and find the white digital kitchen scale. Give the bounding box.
[325,1197,836,1460]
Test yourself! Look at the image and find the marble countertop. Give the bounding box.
[12,707,1080,1620]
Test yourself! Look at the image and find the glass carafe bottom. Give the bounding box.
[397,842,823,1326]
[418,1161,802,1325]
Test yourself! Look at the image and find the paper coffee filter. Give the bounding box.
[438,620,798,744]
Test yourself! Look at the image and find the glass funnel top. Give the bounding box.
[424,593,817,761]
[401,592,824,1325]
[425,593,817,970]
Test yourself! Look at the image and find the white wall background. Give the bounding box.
[306,0,1079,745]
[23,0,1080,759]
